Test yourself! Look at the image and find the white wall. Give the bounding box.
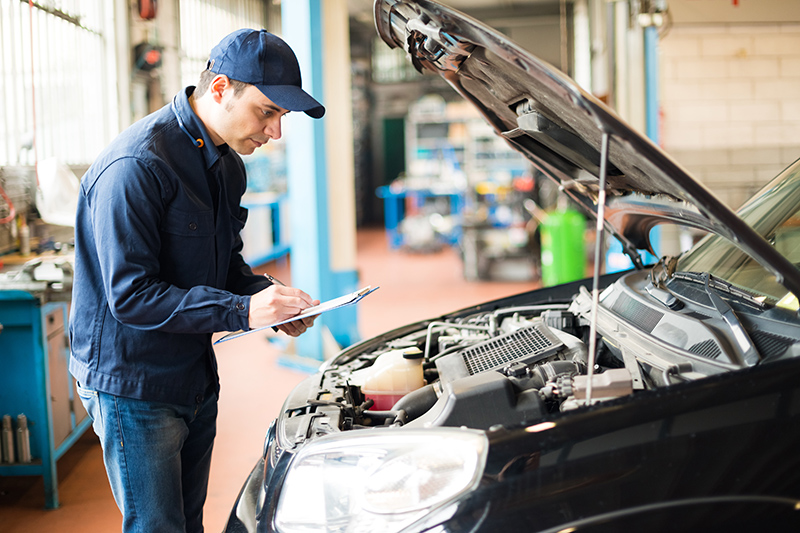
[659,4,800,208]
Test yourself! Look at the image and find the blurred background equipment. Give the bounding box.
[380,95,551,281]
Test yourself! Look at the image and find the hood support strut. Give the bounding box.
[586,131,611,403]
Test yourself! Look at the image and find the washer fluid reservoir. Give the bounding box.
[359,348,425,410]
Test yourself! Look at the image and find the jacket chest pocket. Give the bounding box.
[159,207,216,287]
[161,207,215,237]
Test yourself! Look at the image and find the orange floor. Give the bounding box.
[0,227,540,533]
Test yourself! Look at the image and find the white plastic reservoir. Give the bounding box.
[356,347,425,410]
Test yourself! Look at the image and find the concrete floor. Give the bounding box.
[0,227,540,532]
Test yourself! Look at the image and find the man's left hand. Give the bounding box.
[275,300,320,337]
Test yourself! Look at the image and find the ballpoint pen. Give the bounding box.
[264,274,286,331]
[265,274,286,286]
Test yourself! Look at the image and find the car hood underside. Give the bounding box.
[374,0,800,296]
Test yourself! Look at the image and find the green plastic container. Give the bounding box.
[540,209,586,286]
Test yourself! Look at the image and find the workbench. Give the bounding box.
[0,253,90,509]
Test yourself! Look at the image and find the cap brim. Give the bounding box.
[256,84,325,119]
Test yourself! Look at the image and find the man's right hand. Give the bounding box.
[248,285,315,332]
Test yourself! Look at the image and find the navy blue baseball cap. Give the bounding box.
[207,29,325,119]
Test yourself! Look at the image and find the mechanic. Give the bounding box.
[68,29,324,533]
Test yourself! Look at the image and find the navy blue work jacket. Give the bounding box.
[69,87,272,405]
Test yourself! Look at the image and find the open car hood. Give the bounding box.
[375,0,800,296]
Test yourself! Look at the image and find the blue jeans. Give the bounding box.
[77,382,218,533]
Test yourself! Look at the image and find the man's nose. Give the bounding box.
[266,118,282,140]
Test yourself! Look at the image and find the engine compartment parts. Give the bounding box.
[276,268,800,448]
[351,348,425,410]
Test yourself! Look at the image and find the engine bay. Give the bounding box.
[277,270,800,447]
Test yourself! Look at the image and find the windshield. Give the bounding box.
[677,158,800,306]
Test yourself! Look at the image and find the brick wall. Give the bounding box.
[660,24,800,209]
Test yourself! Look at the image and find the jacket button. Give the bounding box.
[189,222,198,231]
[236,302,245,311]
[195,395,203,403]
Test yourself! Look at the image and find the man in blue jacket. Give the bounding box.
[69,29,324,533]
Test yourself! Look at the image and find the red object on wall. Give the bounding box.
[139,0,157,20]
[134,42,163,71]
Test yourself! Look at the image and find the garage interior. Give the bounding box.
[0,0,799,532]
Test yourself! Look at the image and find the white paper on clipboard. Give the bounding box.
[214,286,379,345]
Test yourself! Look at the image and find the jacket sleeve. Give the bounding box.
[85,157,252,334]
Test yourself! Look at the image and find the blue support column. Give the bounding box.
[607,21,661,272]
[281,0,360,366]
[644,26,660,145]
[644,24,661,260]
[281,0,327,365]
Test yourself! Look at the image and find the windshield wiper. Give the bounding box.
[673,272,761,366]
[672,271,767,310]
[650,255,679,288]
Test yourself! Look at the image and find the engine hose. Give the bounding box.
[390,384,438,421]
[529,361,582,386]
[547,360,584,376]
[362,409,407,425]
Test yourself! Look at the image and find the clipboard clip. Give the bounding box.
[357,286,377,297]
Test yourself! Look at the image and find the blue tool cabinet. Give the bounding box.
[0,290,91,509]
[376,186,463,249]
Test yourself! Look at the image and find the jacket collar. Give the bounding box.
[171,87,227,170]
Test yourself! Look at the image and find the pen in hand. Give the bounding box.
[262,274,317,333]
[264,274,286,331]
[265,274,285,286]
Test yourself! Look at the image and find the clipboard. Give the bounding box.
[214,285,379,345]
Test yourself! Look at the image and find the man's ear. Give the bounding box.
[209,74,231,102]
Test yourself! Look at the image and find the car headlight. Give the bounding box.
[274,428,488,533]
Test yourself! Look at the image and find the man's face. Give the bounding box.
[213,83,288,155]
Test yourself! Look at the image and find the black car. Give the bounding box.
[223,1,800,531]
